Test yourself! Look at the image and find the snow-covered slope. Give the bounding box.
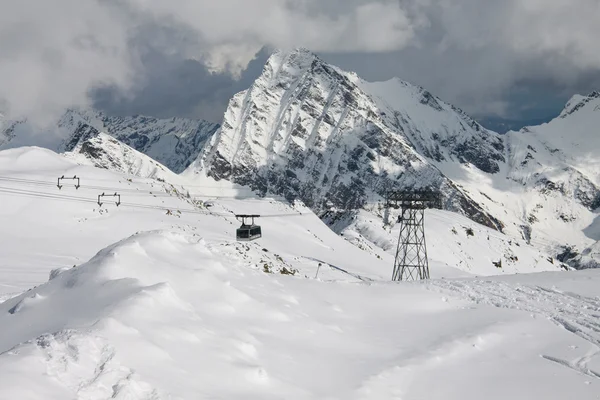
[2,230,599,399]
[324,208,563,276]
[0,146,559,296]
[507,92,600,264]
[185,48,503,230]
[435,91,600,268]
[1,146,599,399]
[506,91,600,209]
[358,78,505,174]
[0,146,392,296]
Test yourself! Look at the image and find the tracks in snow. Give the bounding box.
[427,278,600,380]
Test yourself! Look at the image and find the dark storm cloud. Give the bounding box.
[92,48,270,123]
[320,0,600,120]
[1,0,418,124]
[2,0,599,126]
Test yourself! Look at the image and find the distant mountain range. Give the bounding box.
[478,116,555,134]
[2,48,599,269]
[1,110,219,173]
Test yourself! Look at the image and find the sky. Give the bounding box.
[2,0,600,129]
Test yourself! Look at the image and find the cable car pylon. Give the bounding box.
[98,192,121,207]
[57,175,80,190]
[235,214,262,241]
[386,189,441,281]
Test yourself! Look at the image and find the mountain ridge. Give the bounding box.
[184,48,600,268]
[2,48,599,268]
[1,108,220,174]
[185,48,505,230]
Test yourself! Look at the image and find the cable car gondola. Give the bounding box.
[236,214,262,241]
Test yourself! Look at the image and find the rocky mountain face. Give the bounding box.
[505,92,600,212]
[357,77,506,175]
[57,109,220,173]
[185,48,504,230]
[0,109,219,174]
[424,89,600,269]
[182,48,600,268]
[42,118,173,180]
[0,114,17,147]
[500,91,600,267]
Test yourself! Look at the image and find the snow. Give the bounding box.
[1,146,600,399]
[201,48,599,270]
[433,91,600,265]
[2,230,600,398]
[511,93,600,187]
[2,48,600,398]
[328,208,562,277]
[0,146,390,296]
[63,132,179,181]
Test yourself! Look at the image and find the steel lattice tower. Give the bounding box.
[387,190,440,281]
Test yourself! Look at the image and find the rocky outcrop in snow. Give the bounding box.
[0,114,21,148]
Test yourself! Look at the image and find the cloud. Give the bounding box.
[122,0,421,72]
[431,0,600,112]
[0,0,418,124]
[92,47,270,123]
[323,0,600,118]
[1,0,599,126]
[0,0,135,124]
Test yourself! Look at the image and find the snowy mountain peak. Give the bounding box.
[266,47,318,71]
[187,49,504,230]
[559,90,600,119]
[259,48,351,96]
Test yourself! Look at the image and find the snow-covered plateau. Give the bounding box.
[1,48,600,399]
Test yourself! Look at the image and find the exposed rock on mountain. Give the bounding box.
[57,109,219,173]
[1,109,219,174]
[0,114,20,147]
[442,90,600,269]
[63,131,175,180]
[186,48,504,230]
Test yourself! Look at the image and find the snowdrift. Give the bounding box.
[2,230,599,399]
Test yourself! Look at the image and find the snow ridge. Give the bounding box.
[63,132,176,180]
